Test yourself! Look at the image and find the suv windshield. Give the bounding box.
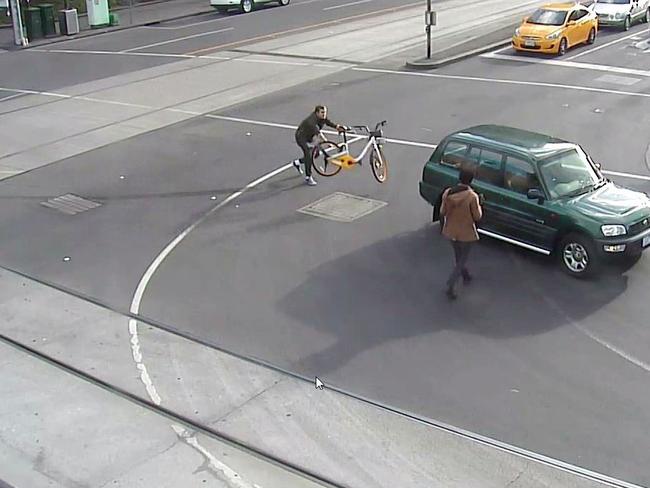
[539,148,603,198]
[527,9,568,25]
[596,0,630,4]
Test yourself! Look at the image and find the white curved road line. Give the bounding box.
[128,163,291,486]
[171,424,257,488]
[573,322,650,374]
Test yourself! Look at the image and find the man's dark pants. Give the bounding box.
[447,240,472,289]
[295,135,312,177]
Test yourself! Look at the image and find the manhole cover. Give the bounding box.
[40,194,102,215]
[297,192,387,222]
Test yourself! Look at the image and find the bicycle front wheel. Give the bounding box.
[312,142,342,177]
[370,146,388,183]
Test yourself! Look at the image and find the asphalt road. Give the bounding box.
[2,16,650,488]
[0,0,420,92]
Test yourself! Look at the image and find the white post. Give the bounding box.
[9,0,27,46]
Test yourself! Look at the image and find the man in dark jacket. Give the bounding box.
[440,168,483,300]
[293,105,345,186]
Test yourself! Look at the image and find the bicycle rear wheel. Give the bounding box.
[370,146,388,183]
[312,142,343,177]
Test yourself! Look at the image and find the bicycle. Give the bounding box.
[311,121,388,183]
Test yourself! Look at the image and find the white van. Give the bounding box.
[593,0,650,30]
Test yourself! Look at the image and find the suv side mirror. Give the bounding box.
[527,188,545,203]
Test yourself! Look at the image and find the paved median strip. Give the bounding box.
[2,86,650,184]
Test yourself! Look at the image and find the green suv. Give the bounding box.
[419,125,650,277]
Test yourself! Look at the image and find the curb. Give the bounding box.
[7,7,214,50]
[405,37,511,70]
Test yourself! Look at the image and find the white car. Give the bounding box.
[593,0,650,30]
[210,0,289,14]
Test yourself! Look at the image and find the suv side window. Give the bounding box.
[504,155,541,195]
[440,140,470,168]
[467,146,504,186]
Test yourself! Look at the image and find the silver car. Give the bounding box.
[593,0,650,29]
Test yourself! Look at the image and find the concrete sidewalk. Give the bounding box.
[0,267,629,488]
[0,338,328,488]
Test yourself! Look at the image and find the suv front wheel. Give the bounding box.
[558,233,600,278]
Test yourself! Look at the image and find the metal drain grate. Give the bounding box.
[41,194,102,215]
[297,192,387,222]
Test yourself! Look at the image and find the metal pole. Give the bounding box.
[9,0,27,46]
[426,0,431,58]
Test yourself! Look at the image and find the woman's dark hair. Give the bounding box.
[459,166,475,185]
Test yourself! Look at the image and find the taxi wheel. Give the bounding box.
[557,38,568,56]
[587,27,596,45]
[623,15,631,30]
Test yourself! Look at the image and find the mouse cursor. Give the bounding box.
[315,377,324,390]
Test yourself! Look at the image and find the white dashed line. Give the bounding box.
[352,66,650,99]
[323,0,373,10]
[573,322,650,374]
[33,48,199,59]
[566,29,643,60]
[480,52,650,77]
[142,16,232,30]
[601,169,650,181]
[120,27,234,53]
[0,93,26,102]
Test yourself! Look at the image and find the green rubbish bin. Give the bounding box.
[38,4,56,37]
[24,7,44,41]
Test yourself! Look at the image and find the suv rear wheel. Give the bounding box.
[558,233,600,278]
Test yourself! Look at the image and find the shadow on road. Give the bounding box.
[279,224,630,375]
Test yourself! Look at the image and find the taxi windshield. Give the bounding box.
[527,9,568,25]
[538,148,603,199]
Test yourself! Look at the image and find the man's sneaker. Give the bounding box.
[445,287,457,300]
[292,159,303,174]
[305,176,317,186]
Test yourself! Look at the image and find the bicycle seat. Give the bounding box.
[332,154,357,168]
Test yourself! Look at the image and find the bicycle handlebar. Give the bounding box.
[342,121,387,133]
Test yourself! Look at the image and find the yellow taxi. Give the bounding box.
[512,3,598,56]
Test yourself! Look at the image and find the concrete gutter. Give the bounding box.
[406,36,511,70]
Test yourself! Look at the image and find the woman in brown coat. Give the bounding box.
[440,168,483,300]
